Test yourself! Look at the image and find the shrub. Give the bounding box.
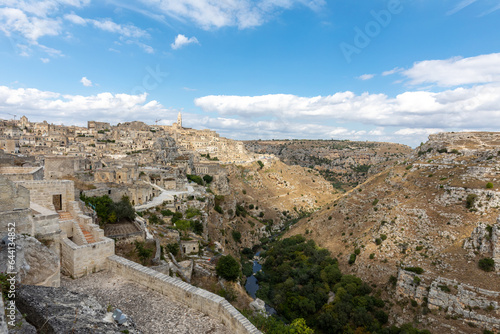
[486,182,494,189]
[478,258,495,272]
[249,204,254,210]
[216,255,240,281]
[257,160,264,169]
[369,253,375,259]
[161,209,174,216]
[215,205,223,214]
[372,199,379,206]
[380,234,387,241]
[466,194,478,209]
[348,253,357,265]
[232,230,242,243]
[375,238,382,245]
[404,267,424,274]
[187,174,204,185]
[166,242,179,256]
[203,174,213,184]
[354,248,361,255]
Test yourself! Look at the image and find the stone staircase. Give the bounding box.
[58,211,95,244]
[79,223,96,244]
[58,211,73,221]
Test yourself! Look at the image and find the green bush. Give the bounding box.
[257,160,264,169]
[203,174,213,184]
[215,205,223,214]
[375,238,382,245]
[404,267,424,274]
[486,182,494,189]
[478,258,495,272]
[232,230,242,243]
[466,194,478,209]
[161,209,174,216]
[216,255,240,281]
[187,174,204,185]
[166,242,179,256]
[348,253,357,265]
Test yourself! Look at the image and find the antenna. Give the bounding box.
[155,119,162,125]
[8,113,17,120]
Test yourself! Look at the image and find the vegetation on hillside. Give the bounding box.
[252,235,430,334]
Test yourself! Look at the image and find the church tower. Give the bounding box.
[177,112,182,128]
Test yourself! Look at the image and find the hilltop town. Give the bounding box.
[0,115,499,334]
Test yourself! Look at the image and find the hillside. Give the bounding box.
[245,139,412,191]
[285,132,500,333]
[206,158,337,256]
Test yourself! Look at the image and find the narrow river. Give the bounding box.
[244,251,276,315]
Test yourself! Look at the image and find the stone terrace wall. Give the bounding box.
[0,166,44,181]
[16,180,75,212]
[107,255,261,334]
[60,237,114,278]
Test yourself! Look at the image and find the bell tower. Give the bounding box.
[177,112,182,128]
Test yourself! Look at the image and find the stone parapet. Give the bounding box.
[107,255,261,334]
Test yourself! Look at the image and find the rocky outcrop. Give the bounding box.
[396,269,500,331]
[0,234,60,287]
[16,285,139,334]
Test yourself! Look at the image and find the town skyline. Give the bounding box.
[1,0,500,146]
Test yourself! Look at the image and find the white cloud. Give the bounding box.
[382,67,403,76]
[195,83,500,129]
[171,34,199,49]
[40,57,50,63]
[402,53,500,87]
[139,0,326,30]
[358,74,374,81]
[80,76,92,87]
[447,0,478,15]
[0,85,176,126]
[64,14,149,39]
[395,128,443,136]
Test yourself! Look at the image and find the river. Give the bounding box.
[244,251,276,315]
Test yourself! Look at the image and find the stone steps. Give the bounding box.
[78,223,95,244]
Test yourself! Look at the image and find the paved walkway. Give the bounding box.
[134,182,198,211]
[62,271,231,334]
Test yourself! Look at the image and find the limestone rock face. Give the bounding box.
[0,234,60,287]
[463,222,493,253]
[16,285,139,333]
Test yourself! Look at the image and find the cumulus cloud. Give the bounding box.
[80,76,92,87]
[195,84,500,129]
[402,53,500,87]
[139,0,326,30]
[394,128,443,136]
[171,34,199,49]
[358,74,375,81]
[0,85,177,126]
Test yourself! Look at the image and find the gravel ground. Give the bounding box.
[61,271,232,334]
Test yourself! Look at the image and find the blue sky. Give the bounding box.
[1,0,500,147]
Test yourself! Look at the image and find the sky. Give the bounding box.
[1,0,500,147]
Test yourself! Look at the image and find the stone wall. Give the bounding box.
[44,156,86,179]
[107,255,261,334]
[16,180,75,212]
[60,237,115,278]
[0,176,34,235]
[0,166,43,181]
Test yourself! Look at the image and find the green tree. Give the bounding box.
[289,318,314,334]
[203,174,213,184]
[216,255,240,281]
